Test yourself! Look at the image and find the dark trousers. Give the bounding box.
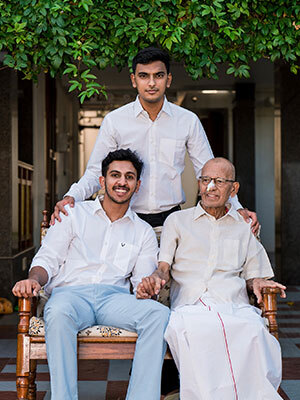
[137,205,181,228]
[137,205,180,395]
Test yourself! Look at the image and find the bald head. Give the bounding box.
[202,158,236,181]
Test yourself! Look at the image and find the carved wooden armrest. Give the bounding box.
[261,287,281,339]
[18,297,38,335]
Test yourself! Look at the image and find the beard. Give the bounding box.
[105,183,136,205]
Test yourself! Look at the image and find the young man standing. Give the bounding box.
[13,149,170,400]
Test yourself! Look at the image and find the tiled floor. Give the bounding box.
[1,287,300,399]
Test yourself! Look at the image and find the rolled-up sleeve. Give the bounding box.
[158,214,178,266]
[29,210,74,286]
[186,116,214,179]
[131,227,158,292]
[240,231,274,281]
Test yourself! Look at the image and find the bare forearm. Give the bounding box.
[12,266,48,298]
[246,278,255,292]
[156,261,171,282]
[29,266,48,287]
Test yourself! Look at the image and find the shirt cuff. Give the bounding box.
[64,189,82,203]
[244,271,274,281]
[158,253,173,266]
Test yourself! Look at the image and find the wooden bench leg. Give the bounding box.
[16,376,29,400]
[28,360,37,400]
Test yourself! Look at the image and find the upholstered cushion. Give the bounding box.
[29,316,138,337]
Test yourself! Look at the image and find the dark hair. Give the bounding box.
[102,149,144,180]
[132,47,170,74]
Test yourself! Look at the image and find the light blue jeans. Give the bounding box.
[44,284,170,400]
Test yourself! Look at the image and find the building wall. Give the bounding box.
[32,75,47,248]
[56,81,79,201]
[255,90,275,252]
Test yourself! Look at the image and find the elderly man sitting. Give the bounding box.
[137,157,286,400]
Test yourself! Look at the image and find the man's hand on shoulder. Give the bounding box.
[12,279,41,298]
[237,208,260,236]
[50,196,75,225]
[248,278,286,304]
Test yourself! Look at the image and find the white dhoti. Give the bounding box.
[165,297,282,400]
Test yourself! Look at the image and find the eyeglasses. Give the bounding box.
[200,176,235,187]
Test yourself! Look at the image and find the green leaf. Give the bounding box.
[226,66,235,74]
[58,36,67,46]
[52,55,62,69]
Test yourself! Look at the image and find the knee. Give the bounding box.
[44,301,76,328]
[142,302,170,330]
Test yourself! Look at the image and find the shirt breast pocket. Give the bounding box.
[113,242,139,274]
[221,239,240,270]
[159,138,185,167]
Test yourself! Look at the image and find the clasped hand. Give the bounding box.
[136,273,166,299]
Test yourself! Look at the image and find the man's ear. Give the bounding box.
[135,180,141,193]
[130,73,137,88]
[166,73,172,88]
[99,176,105,188]
[230,182,240,197]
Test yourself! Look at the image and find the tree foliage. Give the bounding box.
[1,0,299,102]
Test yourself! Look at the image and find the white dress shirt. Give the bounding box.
[66,97,241,213]
[159,203,273,309]
[30,197,158,295]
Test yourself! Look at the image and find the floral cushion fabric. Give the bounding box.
[29,316,138,338]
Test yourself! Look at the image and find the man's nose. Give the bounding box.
[118,175,127,185]
[206,180,216,191]
[148,75,155,86]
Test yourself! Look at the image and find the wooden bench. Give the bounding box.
[16,211,281,400]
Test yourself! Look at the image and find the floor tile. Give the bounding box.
[0,340,16,358]
[279,338,300,357]
[107,360,132,381]
[106,380,128,400]
[280,380,300,400]
[78,360,109,381]
[282,358,300,379]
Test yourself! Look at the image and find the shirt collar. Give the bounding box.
[133,96,172,118]
[93,196,135,222]
[193,202,240,221]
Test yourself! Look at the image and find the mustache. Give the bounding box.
[113,185,129,191]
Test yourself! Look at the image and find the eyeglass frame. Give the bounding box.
[199,176,235,187]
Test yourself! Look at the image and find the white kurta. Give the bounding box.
[159,204,282,400]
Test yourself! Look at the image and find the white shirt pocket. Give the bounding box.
[221,239,240,270]
[159,138,176,165]
[159,138,185,168]
[113,242,139,274]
